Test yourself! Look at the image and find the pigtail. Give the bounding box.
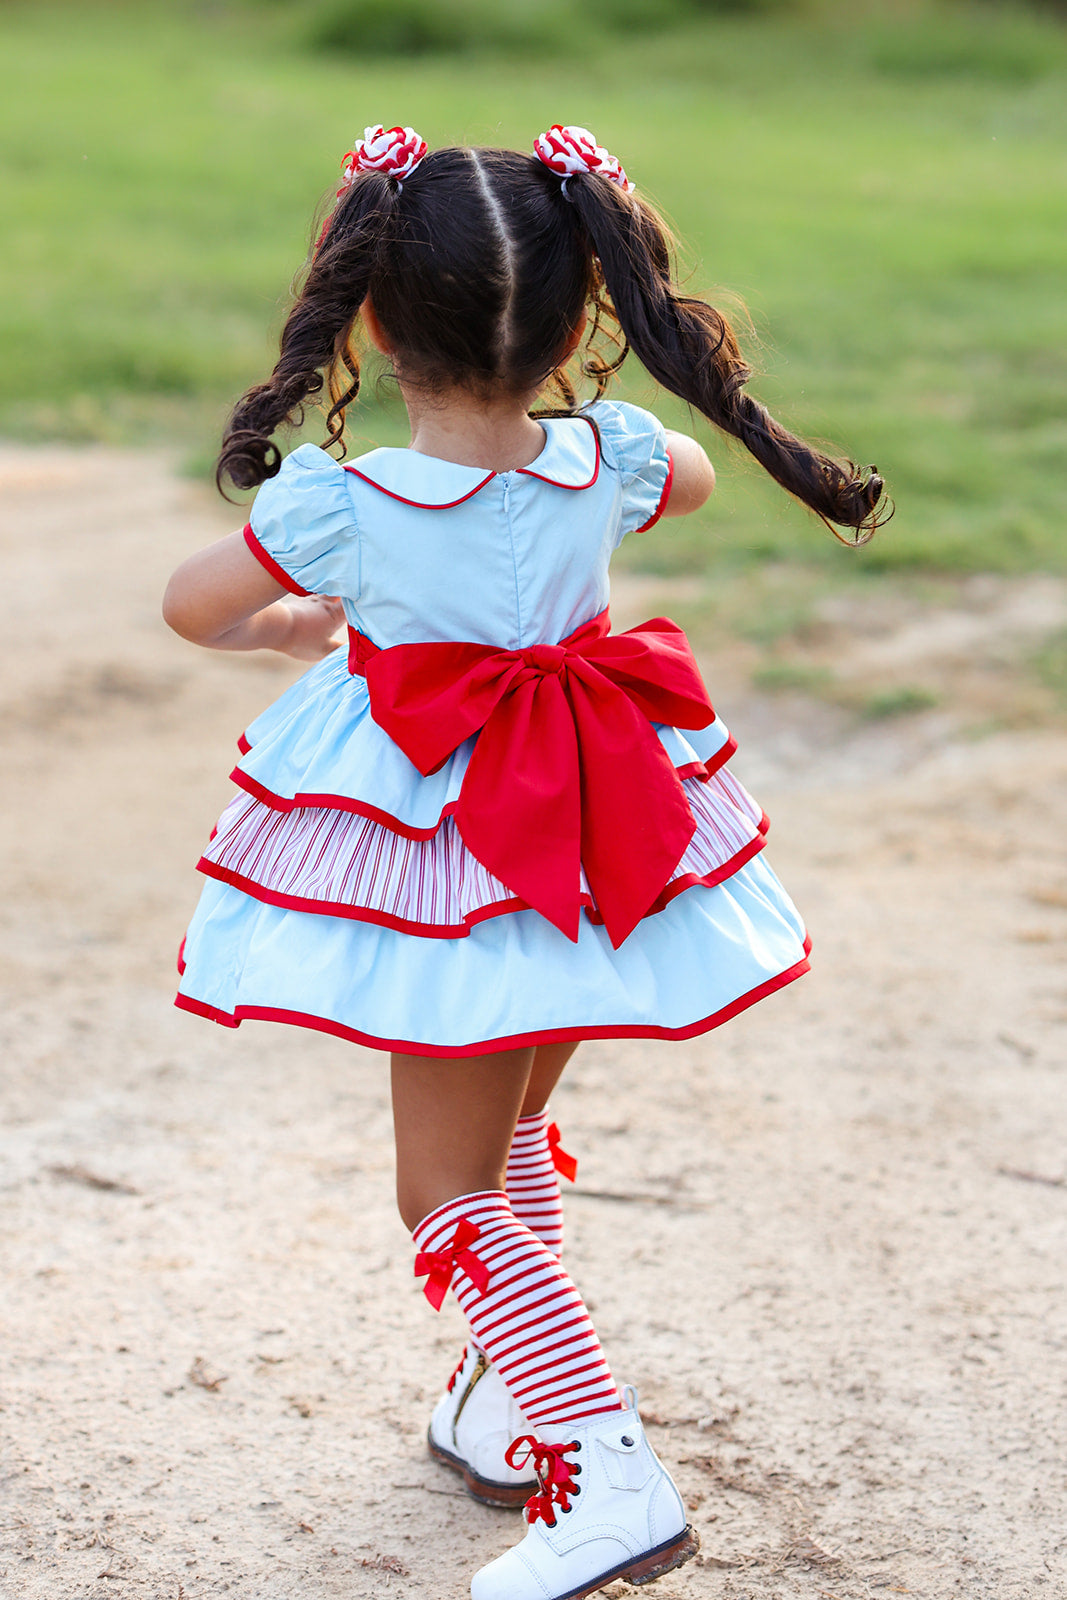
[216,174,398,496]
[564,177,887,542]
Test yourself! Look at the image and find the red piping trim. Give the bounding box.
[228,735,737,826]
[343,464,497,509]
[243,523,311,596]
[584,832,768,927]
[236,731,252,756]
[174,936,811,1054]
[517,420,600,490]
[340,419,601,507]
[177,936,187,976]
[195,828,769,935]
[196,857,526,936]
[634,448,675,533]
[230,766,462,836]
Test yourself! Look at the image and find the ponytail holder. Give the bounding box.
[337,123,429,197]
[533,125,634,195]
[316,123,427,252]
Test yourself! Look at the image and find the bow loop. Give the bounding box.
[413,1217,490,1311]
[547,1123,578,1183]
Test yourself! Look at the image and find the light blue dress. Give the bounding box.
[176,400,809,1056]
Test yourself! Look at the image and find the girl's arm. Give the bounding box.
[661,430,715,518]
[162,529,344,661]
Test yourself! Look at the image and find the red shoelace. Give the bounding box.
[505,1436,581,1527]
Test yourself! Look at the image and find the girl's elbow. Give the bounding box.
[162,576,215,645]
[692,455,715,508]
[162,581,191,640]
[667,450,715,516]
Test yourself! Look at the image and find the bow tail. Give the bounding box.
[569,672,696,948]
[547,1123,578,1182]
[454,677,584,942]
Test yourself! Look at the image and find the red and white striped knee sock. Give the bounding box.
[414,1190,621,1429]
[505,1109,576,1258]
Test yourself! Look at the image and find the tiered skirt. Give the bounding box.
[176,649,810,1056]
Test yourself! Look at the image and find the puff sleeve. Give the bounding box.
[244,444,360,600]
[587,400,673,546]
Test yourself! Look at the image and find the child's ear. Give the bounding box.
[362,296,393,357]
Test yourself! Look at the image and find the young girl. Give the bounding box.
[164,124,884,1600]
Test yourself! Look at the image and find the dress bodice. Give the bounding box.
[245,401,672,651]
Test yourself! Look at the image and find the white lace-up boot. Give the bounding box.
[470,1389,698,1599]
[428,1344,539,1508]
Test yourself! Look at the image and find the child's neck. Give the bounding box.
[403,383,546,473]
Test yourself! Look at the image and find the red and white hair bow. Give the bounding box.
[533,124,634,193]
[337,123,428,197]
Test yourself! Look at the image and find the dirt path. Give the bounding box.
[1,445,1065,1599]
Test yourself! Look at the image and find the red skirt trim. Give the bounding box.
[227,742,737,831]
[193,822,768,940]
[174,935,812,1057]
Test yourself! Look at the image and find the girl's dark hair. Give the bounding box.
[218,146,887,540]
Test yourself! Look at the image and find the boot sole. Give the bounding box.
[551,1524,701,1600]
[427,1430,537,1510]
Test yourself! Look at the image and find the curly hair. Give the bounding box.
[217,145,886,542]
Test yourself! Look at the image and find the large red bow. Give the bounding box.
[355,611,715,947]
[547,1122,578,1182]
[413,1218,491,1311]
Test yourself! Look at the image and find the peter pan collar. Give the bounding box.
[343,415,600,508]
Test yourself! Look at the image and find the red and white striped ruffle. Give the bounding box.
[197,768,768,938]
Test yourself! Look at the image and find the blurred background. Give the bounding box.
[1,0,1066,689]
[2,0,1067,726]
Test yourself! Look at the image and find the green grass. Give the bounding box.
[1,0,1065,576]
[860,684,940,718]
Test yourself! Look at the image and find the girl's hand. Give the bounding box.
[281,595,346,661]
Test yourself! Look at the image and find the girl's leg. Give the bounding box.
[520,1040,580,1117]
[397,1041,580,1245]
[507,1041,581,1257]
[398,1048,696,1597]
[393,1047,621,1429]
[392,1047,534,1229]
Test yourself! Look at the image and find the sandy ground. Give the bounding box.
[1,444,1065,1600]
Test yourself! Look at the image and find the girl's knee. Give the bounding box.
[396,1168,507,1235]
[397,1177,432,1235]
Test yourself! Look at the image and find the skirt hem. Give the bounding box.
[174,934,812,1057]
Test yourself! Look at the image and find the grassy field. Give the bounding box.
[1,0,1065,575]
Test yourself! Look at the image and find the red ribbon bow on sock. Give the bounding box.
[414,1219,491,1311]
[351,610,715,947]
[505,1436,581,1526]
[547,1122,578,1182]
